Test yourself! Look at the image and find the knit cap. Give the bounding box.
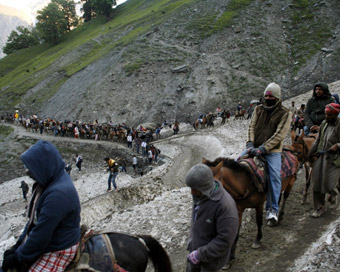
[264,82,281,100]
[185,164,215,196]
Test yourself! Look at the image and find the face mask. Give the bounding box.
[265,99,276,107]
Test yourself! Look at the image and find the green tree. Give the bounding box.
[3,26,40,55]
[52,0,79,31]
[36,2,68,44]
[81,0,116,21]
[92,0,117,19]
[81,0,95,22]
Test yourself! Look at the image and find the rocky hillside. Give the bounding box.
[0,0,340,126]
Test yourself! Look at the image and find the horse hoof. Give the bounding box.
[251,242,261,249]
[222,262,232,270]
[267,220,277,227]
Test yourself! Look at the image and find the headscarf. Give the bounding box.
[325,103,340,114]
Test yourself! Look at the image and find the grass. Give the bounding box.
[290,0,333,73]
[186,0,254,38]
[0,0,194,109]
[0,125,14,141]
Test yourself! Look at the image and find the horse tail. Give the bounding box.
[138,235,172,272]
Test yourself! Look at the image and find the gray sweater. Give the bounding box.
[187,181,239,271]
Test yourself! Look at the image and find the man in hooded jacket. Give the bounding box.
[1,140,81,271]
[185,164,239,272]
[304,82,334,136]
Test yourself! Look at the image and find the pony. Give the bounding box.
[193,116,207,129]
[69,232,172,272]
[234,109,246,120]
[290,130,316,204]
[15,231,172,272]
[291,116,305,134]
[202,151,298,259]
[206,114,216,127]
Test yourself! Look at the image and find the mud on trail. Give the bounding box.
[0,122,339,272]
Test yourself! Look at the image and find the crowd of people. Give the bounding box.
[2,81,340,272]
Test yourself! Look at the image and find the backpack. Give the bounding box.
[79,156,83,163]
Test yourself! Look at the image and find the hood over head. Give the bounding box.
[21,140,65,188]
[313,82,331,97]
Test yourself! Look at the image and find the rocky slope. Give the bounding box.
[1,0,340,126]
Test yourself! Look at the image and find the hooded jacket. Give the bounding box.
[15,140,81,263]
[304,82,334,128]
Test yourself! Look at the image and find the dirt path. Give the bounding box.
[2,122,340,272]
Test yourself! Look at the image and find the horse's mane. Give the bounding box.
[221,157,247,172]
[203,157,224,167]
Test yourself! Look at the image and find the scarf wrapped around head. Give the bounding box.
[325,103,340,114]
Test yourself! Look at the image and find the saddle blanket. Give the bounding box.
[239,150,297,191]
[75,233,127,272]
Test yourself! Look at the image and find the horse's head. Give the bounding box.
[202,157,225,178]
[291,130,316,162]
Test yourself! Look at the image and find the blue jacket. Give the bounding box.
[15,140,81,263]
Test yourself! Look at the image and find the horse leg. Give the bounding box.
[301,166,312,205]
[278,179,295,222]
[252,205,263,249]
[229,208,243,262]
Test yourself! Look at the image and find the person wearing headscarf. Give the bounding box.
[244,82,292,224]
[304,82,334,136]
[308,103,340,217]
[1,140,81,271]
[185,164,238,272]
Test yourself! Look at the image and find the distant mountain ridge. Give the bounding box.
[0,10,29,59]
[0,1,50,58]
[0,4,31,22]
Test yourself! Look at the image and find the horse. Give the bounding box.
[290,130,316,204]
[234,109,246,120]
[193,116,207,129]
[206,114,216,127]
[202,151,298,259]
[291,116,305,134]
[70,231,172,272]
[15,231,172,272]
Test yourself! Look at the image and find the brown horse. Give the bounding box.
[291,130,317,204]
[193,116,207,129]
[234,109,246,120]
[202,151,298,258]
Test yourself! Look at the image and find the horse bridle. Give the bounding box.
[293,138,308,162]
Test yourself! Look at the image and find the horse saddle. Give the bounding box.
[239,156,267,192]
[239,150,297,193]
[66,229,127,272]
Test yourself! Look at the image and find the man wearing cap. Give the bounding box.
[308,103,340,217]
[244,82,292,224]
[185,164,238,272]
[304,82,334,136]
